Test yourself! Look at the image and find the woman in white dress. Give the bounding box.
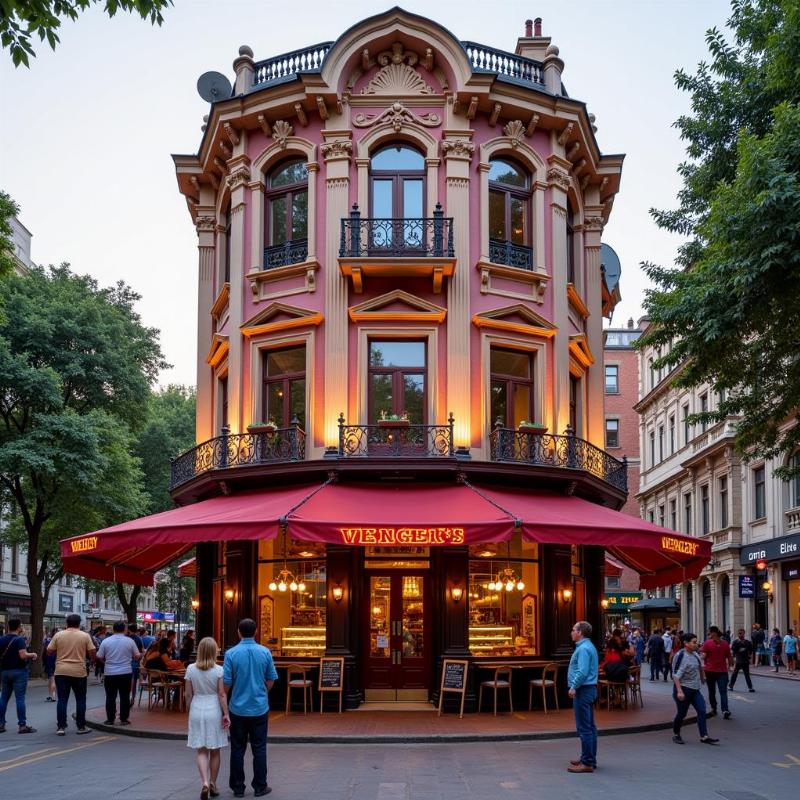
[185,637,230,800]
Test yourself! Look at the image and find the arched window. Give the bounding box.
[702,579,712,635]
[265,159,308,268]
[720,576,730,634]
[489,158,532,269]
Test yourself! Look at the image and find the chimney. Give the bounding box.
[534,17,542,36]
[627,318,634,329]
[525,19,533,37]
[515,16,551,62]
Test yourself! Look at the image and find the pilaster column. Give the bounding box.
[442,134,474,447]
[583,206,605,446]
[322,132,352,445]
[194,207,217,443]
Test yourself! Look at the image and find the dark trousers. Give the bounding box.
[705,671,729,713]
[672,686,708,738]
[229,712,268,793]
[649,654,663,680]
[662,655,672,680]
[0,669,29,727]
[729,661,752,690]
[55,674,87,729]
[104,673,132,722]
[572,685,597,768]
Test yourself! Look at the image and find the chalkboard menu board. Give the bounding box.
[437,659,468,718]
[318,656,344,714]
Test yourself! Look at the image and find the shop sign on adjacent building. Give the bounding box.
[604,591,643,610]
[781,560,800,581]
[739,532,800,566]
[738,575,755,598]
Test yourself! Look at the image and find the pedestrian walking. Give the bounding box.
[96,620,141,726]
[223,618,278,797]
[47,613,96,735]
[729,629,755,692]
[42,628,58,702]
[671,632,719,746]
[127,624,144,706]
[630,628,645,665]
[700,626,733,719]
[186,637,230,800]
[566,620,598,773]
[662,627,674,680]
[783,629,797,674]
[646,628,665,681]
[0,618,38,733]
[751,624,767,666]
[769,628,784,672]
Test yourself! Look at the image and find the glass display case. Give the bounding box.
[468,625,514,656]
[280,625,326,657]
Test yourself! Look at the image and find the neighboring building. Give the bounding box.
[10,216,33,275]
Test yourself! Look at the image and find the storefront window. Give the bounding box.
[468,535,539,657]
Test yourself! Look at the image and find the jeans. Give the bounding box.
[673,686,708,738]
[572,685,597,768]
[0,669,28,727]
[705,671,729,713]
[729,661,752,690]
[662,656,672,680]
[55,674,88,729]
[229,712,268,793]
[104,673,132,722]
[649,654,663,680]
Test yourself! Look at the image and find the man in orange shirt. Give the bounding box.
[700,625,733,720]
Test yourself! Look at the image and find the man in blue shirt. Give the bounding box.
[567,620,599,773]
[0,618,38,734]
[224,618,278,797]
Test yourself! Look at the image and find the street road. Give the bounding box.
[1,674,795,799]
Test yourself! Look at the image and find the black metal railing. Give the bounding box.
[490,423,628,492]
[461,41,545,86]
[337,413,455,458]
[169,421,306,490]
[489,239,534,270]
[253,42,333,87]
[263,239,308,269]
[339,204,454,259]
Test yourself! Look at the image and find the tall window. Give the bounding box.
[720,575,730,633]
[489,158,531,267]
[790,452,800,508]
[490,348,534,429]
[371,144,425,219]
[266,159,308,265]
[219,375,229,431]
[658,425,664,463]
[754,465,766,519]
[670,498,677,530]
[682,403,690,444]
[702,580,711,634]
[262,346,306,429]
[648,510,654,524]
[718,476,728,529]
[223,203,232,283]
[649,358,656,390]
[658,504,665,528]
[605,419,619,449]
[684,492,692,535]
[699,392,709,432]
[604,365,619,393]
[368,341,426,424]
[701,484,710,535]
[669,414,676,455]
[569,375,579,433]
[11,544,18,581]
[566,203,576,284]
[649,430,655,467]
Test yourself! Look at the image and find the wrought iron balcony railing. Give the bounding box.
[337,413,455,458]
[461,42,545,86]
[489,239,534,270]
[263,239,308,270]
[339,204,454,259]
[253,42,333,87]
[169,422,306,490]
[490,424,628,492]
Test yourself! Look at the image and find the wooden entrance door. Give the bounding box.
[364,571,430,701]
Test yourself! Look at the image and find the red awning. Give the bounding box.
[473,486,710,590]
[604,554,625,577]
[178,557,197,578]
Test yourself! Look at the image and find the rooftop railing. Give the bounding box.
[253,42,333,87]
[461,41,545,86]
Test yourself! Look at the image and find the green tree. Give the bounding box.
[0,264,165,665]
[641,0,800,477]
[0,191,21,278]
[1,0,172,66]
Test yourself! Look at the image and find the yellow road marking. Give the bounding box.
[771,754,800,769]
[0,747,57,766]
[0,736,116,773]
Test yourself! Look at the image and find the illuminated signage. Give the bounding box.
[340,527,465,546]
[660,536,699,556]
[603,591,643,610]
[70,536,98,554]
[738,575,755,598]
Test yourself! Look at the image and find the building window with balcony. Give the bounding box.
[265,159,308,269]
[684,492,692,535]
[754,465,766,519]
[569,375,579,434]
[670,498,677,531]
[488,158,532,270]
[219,375,229,431]
[701,484,710,535]
[699,392,709,432]
[718,476,728,529]
[368,340,426,424]
[605,418,619,449]
[604,364,618,394]
[262,346,306,429]
[669,414,676,455]
[682,403,690,445]
[490,348,534,429]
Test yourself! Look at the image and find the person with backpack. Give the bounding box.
[672,632,719,746]
[0,618,39,734]
[769,628,784,672]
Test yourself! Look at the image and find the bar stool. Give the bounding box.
[478,665,513,716]
[285,664,314,714]
[528,662,559,713]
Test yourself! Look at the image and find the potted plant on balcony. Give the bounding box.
[518,420,547,435]
[247,419,278,434]
[378,411,410,428]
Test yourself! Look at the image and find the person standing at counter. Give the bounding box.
[567,620,598,774]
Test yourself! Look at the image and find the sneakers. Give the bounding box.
[700,736,720,744]
[672,735,685,744]
[748,688,756,693]
[56,728,66,736]
[723,711,731,720]
[103,719,115,725]
[18,726,36,734]
[76,727,90,735]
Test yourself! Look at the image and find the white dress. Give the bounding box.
[186,664,228,750]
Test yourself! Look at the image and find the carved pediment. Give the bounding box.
[361,42,436,95]
[472,304,557,338]
[569,333,595,367]
[241,302,323,336]
[206,334,229,367]
[348,290,446,323]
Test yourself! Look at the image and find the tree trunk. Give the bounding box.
[117,582,141,624]
[26,567,45,679]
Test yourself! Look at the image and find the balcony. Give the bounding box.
[263,238,308,270]
[336,414,455,459]
[338,204,455,293]
[787,506,800,533]
[489,239,534,271]
[489,425,628,493]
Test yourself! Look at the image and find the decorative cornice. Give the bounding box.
[326,177,350,189]
[446,177,470,189]
[503,120,527,148]
[272,120,293,150]
[320,139,353,161]
[353,101,440,132]
[566,283,590,319]
[361,42,436,95]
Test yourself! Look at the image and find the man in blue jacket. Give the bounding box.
[567,620,599,773]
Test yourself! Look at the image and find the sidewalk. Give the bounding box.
[750,663,800,682]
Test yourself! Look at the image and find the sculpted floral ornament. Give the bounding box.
[353,101,440,132]
[320,139,353,160]
[272,120,293,149]
[226,165,251,190]
[441,138,475,160]
[361,41,436,95]
[546,166,571,191]
[503,120,527,148]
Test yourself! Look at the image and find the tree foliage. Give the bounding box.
[1,0,172,66]
[641,0,800,477]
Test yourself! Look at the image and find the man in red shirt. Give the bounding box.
[700,625,734,719]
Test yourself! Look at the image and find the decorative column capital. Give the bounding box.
[441,137,475,161]
[321,139,353,161]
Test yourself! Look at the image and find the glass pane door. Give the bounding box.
[370,576,392,658]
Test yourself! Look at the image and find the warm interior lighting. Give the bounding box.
[332,584,344,603]
[562,588,573,602]
[762,580,772,591]
[600,598,609,610]
[191,598,200,611]
[224,588,235,604]
[451,586,463,603]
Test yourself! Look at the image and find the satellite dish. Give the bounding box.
[600,243,622,292]
[197,71,233,104]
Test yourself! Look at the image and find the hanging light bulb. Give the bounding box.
[289,581,299,592]
[278,581,287,592]
[488,581,496,591]
[505,580,514,592]
[268,581,277,592]
[516,580,525,591]
[298,582,306,592]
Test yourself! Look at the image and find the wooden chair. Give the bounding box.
[528,662,559,713]
[478,666,513,716]
[165,672,186,711]
[285,664,314,714]
[136,668,153,708]
[598,677,628,710]
[146,670,168,711]
[628,666,644,708]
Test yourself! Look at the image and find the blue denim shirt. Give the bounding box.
[568,637,599,690]
[223,638,279,716]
